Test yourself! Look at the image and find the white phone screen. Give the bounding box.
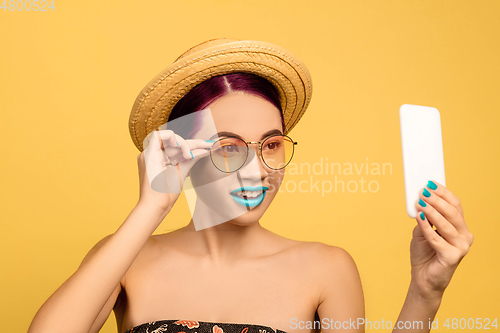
[399,104,446,218]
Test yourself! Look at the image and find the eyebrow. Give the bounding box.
[209,129,283,141]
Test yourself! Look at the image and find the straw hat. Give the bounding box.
[128,38,312,152]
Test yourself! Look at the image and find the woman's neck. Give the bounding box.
[178,197,273,264]
[183,219,268,264]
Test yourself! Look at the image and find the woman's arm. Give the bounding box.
[391,280,441,332]
[391,180,473,332]
[28,148,196,333]
[316,181,472,333]
[27,203,169,333]
[316,246,365,333]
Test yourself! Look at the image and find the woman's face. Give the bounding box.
[189,91,285,226]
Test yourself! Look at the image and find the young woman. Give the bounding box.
[28,39,473,333]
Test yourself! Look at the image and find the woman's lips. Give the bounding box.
[230,186,269,207]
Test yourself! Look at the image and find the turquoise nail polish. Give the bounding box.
[420,212,425,220]
[419,198,427,207]
[190,151,194,159]
[427,180,437,190]
[423,188,431,197]
[176,139,179,147]
[205,140,215,142]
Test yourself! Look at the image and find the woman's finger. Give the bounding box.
[171,147,211,166]
[425,180,463,216]
[153,129,177,149]
[422,181,472,245]
[151,130,214,164]
[415,195,464,248]
[418,187,462,227]
[185,138,214,150]
[173,137,213,161]
[153,130,192,161]
[416,210,452,254]
[173,135,196,160]
[165,140,213,166]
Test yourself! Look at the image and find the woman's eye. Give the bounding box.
[264,141,281,151]
[224,145,236,153]
[218,145,239,154]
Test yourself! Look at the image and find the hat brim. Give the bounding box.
[129,40,312,152]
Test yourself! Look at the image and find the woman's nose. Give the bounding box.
[237,146,268,179]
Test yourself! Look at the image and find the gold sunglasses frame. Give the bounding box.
[208,134,298,173]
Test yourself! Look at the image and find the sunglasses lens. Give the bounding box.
[262,135,295,170]
[211,138,248,172]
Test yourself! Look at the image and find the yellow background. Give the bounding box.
[1,0,498,332]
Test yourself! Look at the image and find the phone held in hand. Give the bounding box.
[399,104,446,218]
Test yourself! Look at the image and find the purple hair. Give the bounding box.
[166,73,285,139]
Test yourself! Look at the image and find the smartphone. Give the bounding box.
[399,104,446,218]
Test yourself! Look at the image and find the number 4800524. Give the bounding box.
[1,0,55,11]
[443,318,498,330]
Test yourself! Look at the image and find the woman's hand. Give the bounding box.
[136,129,212,214]
[409,180,473,302]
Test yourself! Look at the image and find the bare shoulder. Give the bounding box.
[311,242,357,267]
[311,242,358,275]
[278,237,358,274]
[129,233,166,264]
[309,243,364,319]
[274,233,354,260]
[129,232,186,268]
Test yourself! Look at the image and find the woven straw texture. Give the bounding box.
[129,39,312,152]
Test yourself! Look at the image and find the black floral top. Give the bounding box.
[124,319,289,333]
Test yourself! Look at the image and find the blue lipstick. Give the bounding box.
[230,186,269,208]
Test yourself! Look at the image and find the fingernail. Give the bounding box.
[205,140,215,142]
[420,211,425,220]
[190,151,194,159]
[427,180,437,190]
[176,139,179,147]
[423,188,431,197]
[419,198,427,207]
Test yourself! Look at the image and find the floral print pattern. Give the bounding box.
[124,319,287,333]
